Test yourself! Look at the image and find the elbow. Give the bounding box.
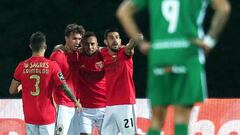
[219,2,231,17]
[116,6,125,20]
[223,3,231,16]
[9,89,15,95]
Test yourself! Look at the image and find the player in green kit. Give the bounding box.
[117,0,230,134]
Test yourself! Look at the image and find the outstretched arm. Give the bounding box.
[125,34,144,56]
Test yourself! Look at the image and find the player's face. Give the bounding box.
[82,36,98,56]
[65,32,82,52]
[105,32,121,52]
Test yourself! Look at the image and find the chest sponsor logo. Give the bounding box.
[96,61,103,69]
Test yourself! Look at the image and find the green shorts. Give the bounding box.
[147,59,207,107]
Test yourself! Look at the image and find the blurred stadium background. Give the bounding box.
[0,0,240,98]
[0,0,240,134]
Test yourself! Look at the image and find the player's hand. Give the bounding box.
[127,34,144,48]
[130,34,150,55]
[190,38,212,54]
[17,84,22,92]
[75,99,82,112]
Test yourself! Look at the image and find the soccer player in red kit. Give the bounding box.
[100,28,142,135]
[78,32,106,135]
[49,24,85,135]
[9,32,81,135]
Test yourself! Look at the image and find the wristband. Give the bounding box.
[203,35,216,48]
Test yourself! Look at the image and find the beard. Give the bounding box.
[109,45,120,52]
[85,50,96,56]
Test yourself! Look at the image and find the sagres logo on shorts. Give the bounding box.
[58,72,65,80]
[189,99,240,135]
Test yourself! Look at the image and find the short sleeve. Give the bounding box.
[132,0,147,10]
[49,50,64,69]
[51,61,66,86]
[13,63,23,82]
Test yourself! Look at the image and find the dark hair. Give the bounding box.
[82,31,97,41]
[30,32,46,52]
[104,28,119,39]
[65,24,85,37]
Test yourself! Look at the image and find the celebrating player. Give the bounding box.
[100,28,142,135]
[78,31,106,135]
[9,32,81,135]
[50,24,85,135]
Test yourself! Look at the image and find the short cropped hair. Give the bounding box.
[82,31,97,41]
[30,32,46,52]
[65,24,85,37]
[104,28,119,39]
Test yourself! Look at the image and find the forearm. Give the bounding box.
[208,0,231,39]
[9,79,21,95]
[60,84,78,103]
[9,89,19,95]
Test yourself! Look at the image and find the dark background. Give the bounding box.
[0,0,239,98]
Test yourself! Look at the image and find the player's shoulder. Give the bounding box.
[52,44,65,53]
[99,47,107,52]
[17,60,25,67]
[99,47,108,54]
[47,59,58,65]
[119,45,127,54]
[120,45,125,50]
[50,46,66,58]
[45,59,61,70]
[20,57,33,65]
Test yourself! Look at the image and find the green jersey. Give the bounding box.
[133,0,210,65]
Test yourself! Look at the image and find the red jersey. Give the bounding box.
[78,51,106,108]
[13,56,65,124]
[100,47,136,106]
[50,50,79,107]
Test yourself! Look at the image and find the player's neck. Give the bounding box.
[32,51,45,57]
[64,44,75,53]
[108,48,118,56]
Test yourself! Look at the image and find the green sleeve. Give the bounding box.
[132,0,147,10]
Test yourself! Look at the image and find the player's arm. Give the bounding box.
[59,83,82,109]
[209,0,231,40]
[52,61,82,109]
[125,34,144,56]
[117,0,150,55]
[192,0,231,53]
[9,79,21,95]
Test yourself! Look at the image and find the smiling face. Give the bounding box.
[104,32,122,52]
[82,36,98,56]
[65,32,82,52]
